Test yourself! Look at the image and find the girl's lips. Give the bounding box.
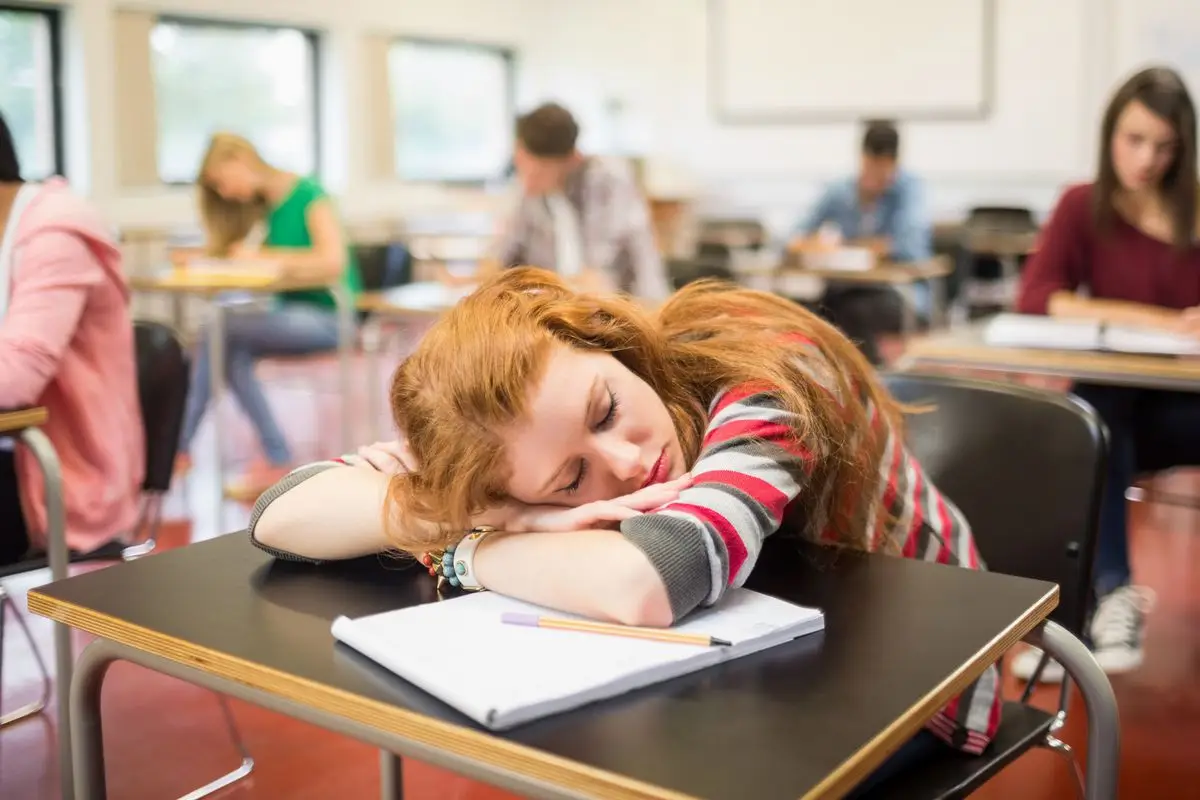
[640,448,668,489]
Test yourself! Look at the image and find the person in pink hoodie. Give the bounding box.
[0,112,144,566]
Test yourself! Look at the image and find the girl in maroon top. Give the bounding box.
[1015,67,1200,682]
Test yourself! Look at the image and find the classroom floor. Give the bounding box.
[1,349,1198,799]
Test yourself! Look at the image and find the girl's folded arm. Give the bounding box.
[250,456,398,562]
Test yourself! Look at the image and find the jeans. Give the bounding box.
[180,304,340,466]
[1072,384,1200,596]
[846,729,946,797]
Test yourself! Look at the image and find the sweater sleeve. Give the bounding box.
[620,386,813,620]
[1016,184,1091,315]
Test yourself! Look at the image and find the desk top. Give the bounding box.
[0,406,48,433]
[356,281,476,316]
[742,257,951,285]
[29,534,1056,800]
[904,324,1200,391]
[129,268,336,296]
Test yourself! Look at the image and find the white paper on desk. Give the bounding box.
[378,281,474,310]
[331,588,823,730]
[985,313,1200,356]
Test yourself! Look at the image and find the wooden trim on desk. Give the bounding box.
[907,338,1200,385]
[0,407,48,433]
[805,584,1058,800]
[26,590,696,800]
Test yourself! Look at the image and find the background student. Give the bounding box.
[791,120,932,364]
[1014,66,1200,680]
[176,133,361,496]
[485,103,671,300]
[0,110,143,565]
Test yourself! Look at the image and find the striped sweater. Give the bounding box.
[619,347,999,755]
[249,348,1000,755]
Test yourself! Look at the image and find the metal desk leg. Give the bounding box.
[1024,620,1120,800]
[334,287,356,451]
[364,316,385,441]
[20,426,73,800]
[381,751,404,800]
[208,303,226,518]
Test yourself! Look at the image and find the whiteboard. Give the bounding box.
[708,0,994,123]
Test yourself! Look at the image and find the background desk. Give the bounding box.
[30,534,1056,800]
[0,406,74,798]
[131,270,357,498]
[901,323,1200,392]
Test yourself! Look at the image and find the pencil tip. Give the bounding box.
[712,637,732,647]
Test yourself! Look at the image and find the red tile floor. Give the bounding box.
[2,347,1198,799]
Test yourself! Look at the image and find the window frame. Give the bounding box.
[152,14,323,186]
[388,36,516,186]
[0,2,65,180]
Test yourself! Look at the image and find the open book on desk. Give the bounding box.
[984,313,1200,357]
[332,589,824,730]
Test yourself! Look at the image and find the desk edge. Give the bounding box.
[801,583,1059,800]
[0,407,49,432]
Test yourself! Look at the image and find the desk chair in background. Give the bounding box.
[0,320,254,798]
[960,206,1038,317]
[867,373,1115,800]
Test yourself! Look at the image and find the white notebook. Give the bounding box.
[983,313,1200,356]
[332,589,824,730]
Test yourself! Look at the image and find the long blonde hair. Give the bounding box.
[386,268,904,556]
[197,133,271,257]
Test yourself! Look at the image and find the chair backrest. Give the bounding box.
[883,372,1107,636]
[965,206,1036,231]
[134,320,190,494]
[668,257,736,290]
[354,243,412,292]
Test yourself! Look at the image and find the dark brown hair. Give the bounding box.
[861,119,900,160]
[515,103,579,158]
[1095,67,1198,250]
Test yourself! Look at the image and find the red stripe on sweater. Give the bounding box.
[661,501,748,581]
[901,467,927,559]
[693,469,791,522]
[934,494,956,565]
[701,419,812,461]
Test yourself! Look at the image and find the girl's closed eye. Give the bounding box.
[563,459,588,494]
[596,388,620,431]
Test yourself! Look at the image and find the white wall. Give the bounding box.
[58,0,554,230]
[47,0,1174,234]
[529,0,1128,231]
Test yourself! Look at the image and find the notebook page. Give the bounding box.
[983,314,1101,351]
[1104,325,1200,356]
[333,589,822,729]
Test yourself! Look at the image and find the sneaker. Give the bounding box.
[1010,645,1065,683]
[1091,585,1155,675]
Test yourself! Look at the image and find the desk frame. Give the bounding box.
[0,411,71,798]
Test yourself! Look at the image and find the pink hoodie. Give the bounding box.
[0,179,144,553]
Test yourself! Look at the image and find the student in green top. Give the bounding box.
[178,133,361,494]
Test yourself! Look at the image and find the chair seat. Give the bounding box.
[861,702,1056,800]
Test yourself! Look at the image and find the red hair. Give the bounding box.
[386,267,902,554]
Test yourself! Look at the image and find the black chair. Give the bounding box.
[861,372,1109,799]
[667,257,736,291]
[122,320,191,559]
[353,242,412,325]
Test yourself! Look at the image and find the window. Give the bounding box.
[0,5,62,179]
[388,39,513,182]
[150,19,319,184]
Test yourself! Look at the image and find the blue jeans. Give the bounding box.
[847,729,946,797]
[180,305,339,466]
[1072,384,1200,597]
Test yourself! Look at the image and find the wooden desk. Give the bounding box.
[1,406,74,798]
[30,533,1058,800]
[901,323,1200,392]
[132,269,358,502]
[758,257,954,334]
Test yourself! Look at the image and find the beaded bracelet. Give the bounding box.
[420,526,496,593]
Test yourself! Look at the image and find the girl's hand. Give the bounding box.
[353,439,416,475]
[504,474,692,533]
